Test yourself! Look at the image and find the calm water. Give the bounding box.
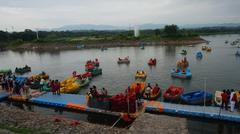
[1,34,240,134]
[0,34,240,95]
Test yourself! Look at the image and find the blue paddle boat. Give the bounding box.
[196,52,203,59]
[171,68,192,79]
[180,90,213,105]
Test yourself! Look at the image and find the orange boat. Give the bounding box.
[148,58,157,66]
[130,81,146,94]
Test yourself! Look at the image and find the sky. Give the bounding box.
[0,0,240,31]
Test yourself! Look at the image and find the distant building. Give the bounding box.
[134,26,140,37]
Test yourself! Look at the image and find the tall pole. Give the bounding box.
[203,78,206,113]
[127,89,130,114]
[36,31,39,40]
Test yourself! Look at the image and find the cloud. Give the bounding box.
[0,0,239,31]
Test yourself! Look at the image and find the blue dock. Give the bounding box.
[2,92,240,123]
[145,101,240,123]
[30,93,121,117]
[0,91,9,101]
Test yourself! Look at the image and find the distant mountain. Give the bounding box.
[52,24,125,31]
[51,23,240,31]
[181,23,240,28]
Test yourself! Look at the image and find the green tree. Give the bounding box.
[163,24,179,37]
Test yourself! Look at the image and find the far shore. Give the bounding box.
[7,37,207,51]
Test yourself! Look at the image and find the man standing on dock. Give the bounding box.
[221,90,228,110]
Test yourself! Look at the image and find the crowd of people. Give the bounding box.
[0,74,29,96]
[221,89,239,112]
[88,85,108,98]
[37,78,61,95]
[48,79,61,95]
[145,83,160,99]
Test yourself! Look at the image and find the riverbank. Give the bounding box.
[8,37,206,51]
[0,103,192,134]
[0,104,127,134]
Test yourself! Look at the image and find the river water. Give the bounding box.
[0,34,239,94]
[1,34,240,133]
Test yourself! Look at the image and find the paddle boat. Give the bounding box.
[101,47,108,51]
[143,86,161,100]
[214,91,223,106]
[180,50,187,55]
[171,68,192,79]
[82,72,93,80]
[0,69,12,75]
[85,59,100,69]
[202,46,207,50]
[87,90,145,122]
[180,90,213,105]
[130,81,146,94]
[15,65,31,74]
[117,57,130,64]
[72,71,92,80]
[87,67,102,76]
[29,72,49,82]
[60,77,90,94]
[196,51,203,59]
[135,70,147,80]
[148,58,156,66]
[163,85,184,102]
[206,47,212,52]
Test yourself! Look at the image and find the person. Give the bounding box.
[226,89,231,106]
[89,87,94,97]
[221,90,228,110]
[55,80,60,95]
[72,71,77,77]
[135,83,141,101]
[92,85,99,97]
[39,78,45,91]
[51,80,56,95]
[23,83,30,97]
[1,77,6,91]
[230,89,237,112]
[237,91,240,111]
[14,81,21,95]
[145,83,152,99]
[8,79,13,94]
[125,86,131,95]
[101,88,108,97]
[152,84,160,95]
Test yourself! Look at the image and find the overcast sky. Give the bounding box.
[0,0,240,31]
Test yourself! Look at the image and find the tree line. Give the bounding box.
[0,25,239,45]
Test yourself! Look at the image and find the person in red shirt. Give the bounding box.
[135,83,141,101]
[221,90,228,110]
[152,84,160,95]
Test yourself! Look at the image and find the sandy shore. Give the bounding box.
[11,37,206,51]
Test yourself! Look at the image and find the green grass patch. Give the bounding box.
[0,124,49,134]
